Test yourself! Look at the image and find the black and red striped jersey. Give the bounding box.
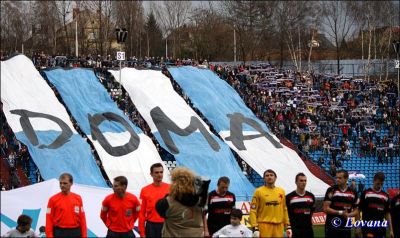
[286,191,316,228]
[206,190,236,234]
[359,188,390,221]
[324,185,359,229]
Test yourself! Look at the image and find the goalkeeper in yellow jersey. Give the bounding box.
[250,169,292,238]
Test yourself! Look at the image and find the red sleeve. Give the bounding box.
[45,197,54,237]
[100,196,109,226]
[138,189,146,237]
[78,196,87,237]
[134,195,141,221]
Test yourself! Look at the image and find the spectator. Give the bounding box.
[317,157,325,167]
[3,214,38,237]
[39,226,46,238]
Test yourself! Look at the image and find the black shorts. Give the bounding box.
[106,229,135,238]
[292,226,314,238]
[325,226,351,238]
[53,226,81,238]
[362,227,386,238]
[145,221,163,237]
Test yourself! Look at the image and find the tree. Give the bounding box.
[81,0,115,56]
[188,2,232,61]
[222,1,264,63]
[255,1,276,61]
[321,1,356,74]
[271,1,313,72]
[55,1,73,55]
[0,1,30,55]
[145,12,163,57]
[349,1,399,80]
[152,1,192,59]
[112,1,145,58]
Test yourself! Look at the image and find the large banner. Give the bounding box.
[0,55,106,187]
[109,68,254,197]
[168,66,329,196]
[0,179,140,237]
[44,68,169,194]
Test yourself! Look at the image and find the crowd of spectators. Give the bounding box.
[210,63,399,188]
[0,105,41,191]
[1,52,399,191]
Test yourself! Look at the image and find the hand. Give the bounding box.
[342,210,349,218]
[355,228,362,238]
[252,230,260,238]
[286,228,292,238]
[390,230,394,238]
[204,230,210,238]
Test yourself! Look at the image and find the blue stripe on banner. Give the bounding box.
[168,66,269,133]
[15,131,107,187]
[44,69,142,135]
[43,68,163,192]
[153,131,255,197]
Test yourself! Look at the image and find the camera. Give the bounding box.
[194,176,211,207]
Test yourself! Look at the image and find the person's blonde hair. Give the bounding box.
[169,167,196,200]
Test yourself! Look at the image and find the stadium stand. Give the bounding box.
[1,54,398,194]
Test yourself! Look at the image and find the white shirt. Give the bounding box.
[4,228,38,237]
[212,224,253,237]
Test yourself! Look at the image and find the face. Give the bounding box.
[151,166,164,183]
[335,172,347,187]
[217,181,229,195]
[59,177,72,194]
[264,172,276,185]
[113,181,127,197]
[373,179,384,191]
[230,216,241,226]
[296,175,307,190]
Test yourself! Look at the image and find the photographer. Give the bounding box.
[156,167,210,237]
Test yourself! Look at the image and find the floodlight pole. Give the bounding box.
[119,44,122,91]
[234,24,237,63]
[116,28,128,93]
[75,19,79,57]
[393,40,400,97]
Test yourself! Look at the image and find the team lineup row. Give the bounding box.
[4,163,400,238]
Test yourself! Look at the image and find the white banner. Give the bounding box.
[108,68,255,197]
[168,67,329,196]
[43,68,171,194]
[0,55,106,187]
[0,179,141,237]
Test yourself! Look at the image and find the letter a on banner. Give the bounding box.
[225,112,283,150]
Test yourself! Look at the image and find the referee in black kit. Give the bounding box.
[286,173,316,238]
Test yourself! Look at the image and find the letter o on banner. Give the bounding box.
[89,112,140,156]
